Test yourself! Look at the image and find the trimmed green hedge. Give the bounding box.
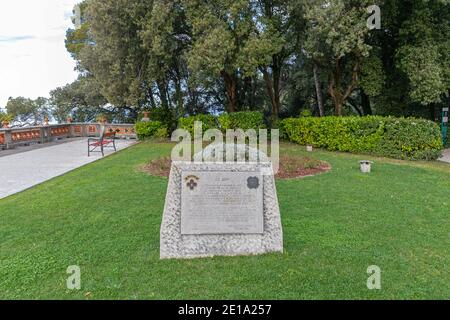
[178,112,265,135]
[218,111,266,131]
[135,121,168,140]
[178,114,217,136]
[280,116,443,160]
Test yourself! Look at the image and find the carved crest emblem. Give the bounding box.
[185,175,200,191]
[247,176,260,189]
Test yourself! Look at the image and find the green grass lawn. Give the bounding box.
[0,141,449,299]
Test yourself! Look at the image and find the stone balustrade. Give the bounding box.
[0,123,136,150]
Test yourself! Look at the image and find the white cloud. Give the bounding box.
[0,0,81,109]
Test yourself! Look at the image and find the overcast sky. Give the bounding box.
[0,0,80,109]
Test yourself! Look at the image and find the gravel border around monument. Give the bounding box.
[160,161,283,259]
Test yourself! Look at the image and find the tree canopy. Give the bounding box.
[6,97,50,126]
[4,0,449,126]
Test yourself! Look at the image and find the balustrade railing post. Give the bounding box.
[43,126,50,143]
[82,124,88,137]
[40,127,45,144]
[69,124,75,138]
[5,129,12,150]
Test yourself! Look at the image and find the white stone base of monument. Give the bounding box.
[160,161,283,259]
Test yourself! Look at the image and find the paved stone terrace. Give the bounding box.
[0,138,136,199]
[439,149,450,164]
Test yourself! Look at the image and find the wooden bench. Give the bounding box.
[88,131,116,157]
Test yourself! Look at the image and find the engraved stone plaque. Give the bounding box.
[181,171,263,235]
[160,161,283,259]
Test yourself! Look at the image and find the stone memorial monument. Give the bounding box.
[160,144,283,259]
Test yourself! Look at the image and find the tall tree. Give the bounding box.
[312,61,325,116]
[304,0,372,115]
[185,0,255,112]
[6,97,50,126]
[363,0,450,117]
[50,76,108,123]
[396,0,450,107]
[65,1,91,66]
[240,0,301,120]
[77,0,154,117]
[141,0,191,117]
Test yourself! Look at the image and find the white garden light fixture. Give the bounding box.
[360,160,373,173]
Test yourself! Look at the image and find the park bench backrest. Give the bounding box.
[103,131,116,139]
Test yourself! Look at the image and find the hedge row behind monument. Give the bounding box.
[280,116,443,160]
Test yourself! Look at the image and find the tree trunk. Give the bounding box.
[361,89,372,115]
[272,55,282,120]
[328,60,342,116]
[221,71,237,113]
[174,75,184,118]
[347,98,363,116]
[261,67,280,120]
[328,58,360,116]
[313,62,325,117]
[243,76,253,109]
[156,80,169,110]
[328,77,343,116]
[148,86,157,109]
[334,99,343,116]
[273,67,281,119]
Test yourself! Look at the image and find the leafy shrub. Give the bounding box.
[178,114,217,136]
[135,121,167,140]
[155,127,169,139]
[299,109,313,117]
[376,118,443,160]
[280,116,442,160]
[218,111,266,131]
[146,107,176,132]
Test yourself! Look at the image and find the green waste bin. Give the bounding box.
[442,107,448,146]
